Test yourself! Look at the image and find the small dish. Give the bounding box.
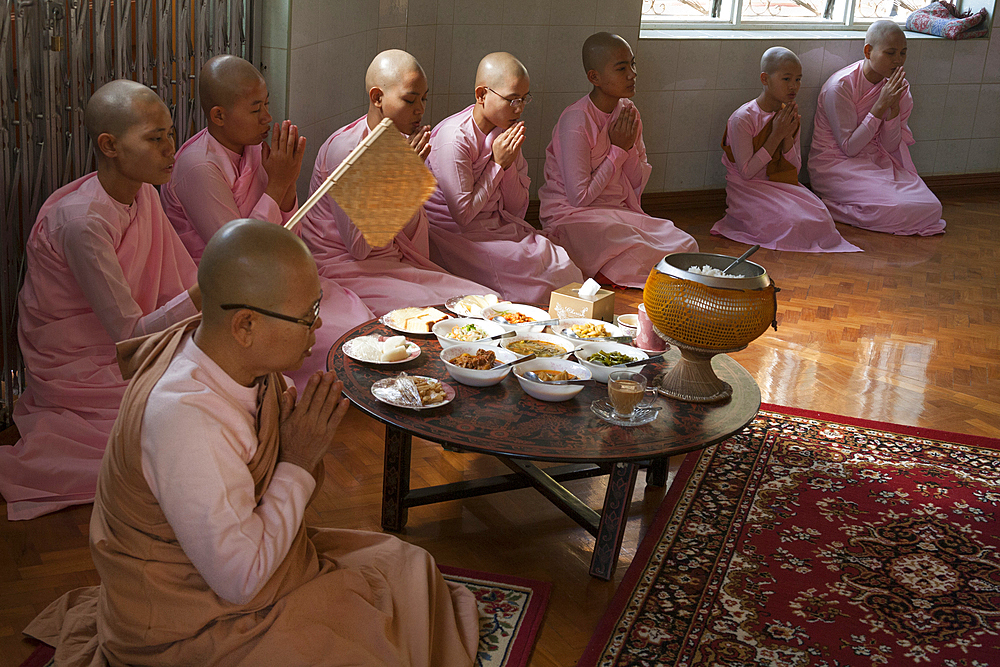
[371,376,456,410]
[551,317,627,343]
[512,358,592,402]
[591,398,659,426]
[481,303,552,333]
[342,335,420,364]
[616,314,639,337]
[500,332,574,359]
[440,344,519,387]
[432,317,508,349]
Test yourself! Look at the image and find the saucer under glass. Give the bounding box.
[591,398,658,426]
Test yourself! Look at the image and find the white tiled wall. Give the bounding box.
[261,0,999,199]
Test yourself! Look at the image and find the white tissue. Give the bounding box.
[577,278,601,299]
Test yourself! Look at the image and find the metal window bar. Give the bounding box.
[1,0,255,427]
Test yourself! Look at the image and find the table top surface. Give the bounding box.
[329,318,761,463]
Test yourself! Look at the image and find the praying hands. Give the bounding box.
[492,121,525,169]
[872,67,907,121]
[409,124,432,161]
[608,104,639,151]
[262,119,307,211]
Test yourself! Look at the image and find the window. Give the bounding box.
[641,0,922,29]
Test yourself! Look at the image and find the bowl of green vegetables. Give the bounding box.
[575,342,650,383]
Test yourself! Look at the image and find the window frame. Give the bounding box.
[640,0,920,32]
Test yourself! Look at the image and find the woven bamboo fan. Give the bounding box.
[285,117,437,247]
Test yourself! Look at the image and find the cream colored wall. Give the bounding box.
[259,0,998,200]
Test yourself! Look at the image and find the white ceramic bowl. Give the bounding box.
[616,314,639,337]
[500,332,574,359]
[432,317,507,349]
[481,303,552,333]
[551,317,627,344]
[575,342,649,383]
[439,344,519,387]
[512,358,592,402]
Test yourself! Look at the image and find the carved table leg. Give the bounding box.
[381,425,412,531]
[646,457,669,487]
[590,461,640,580]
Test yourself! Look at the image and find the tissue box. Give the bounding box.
[548,282,615,322]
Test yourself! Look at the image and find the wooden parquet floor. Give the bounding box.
[1,194,997,667]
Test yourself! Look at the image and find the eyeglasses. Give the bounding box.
[486,88,532,109]
[221,292,322,329]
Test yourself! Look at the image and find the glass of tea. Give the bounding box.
[607,371,656,418]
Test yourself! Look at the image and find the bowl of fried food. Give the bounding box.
[433,317,508,349]
[439,344,519,387]
[575,342,649,383]
[500,332,573,359]
[512,358,592,402]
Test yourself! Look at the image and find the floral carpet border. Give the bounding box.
[579,404,1000,666]
[439,565,552,667]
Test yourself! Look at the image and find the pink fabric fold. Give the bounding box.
[807,61,945,236]
[300,116,488,316]
[424,105,583,302]
[538,95,698,288]
[0,174,197,519]
[712,100,861,253]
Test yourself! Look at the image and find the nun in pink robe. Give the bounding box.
[424,105,583,303]
[538,96,698,288]
[160,128,374,387]
[301,117,489,317]
[712,100,861,253]
[808,61,945,236]
[0,174,197,520]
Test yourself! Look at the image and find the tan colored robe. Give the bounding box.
[24,316,480,667]
[722,114,799,186]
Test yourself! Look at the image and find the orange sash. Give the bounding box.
[722,114,800,186]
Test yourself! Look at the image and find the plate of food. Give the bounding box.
[480,303,552,333]
[445,294,509,318]
[551,318,628,343]
[371,373,455,410]
[432,317,508,349]
[342,335,420,364]
[381,306,452,335]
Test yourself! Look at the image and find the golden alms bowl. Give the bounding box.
[643,253,778,402]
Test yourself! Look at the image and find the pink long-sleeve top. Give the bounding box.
[160,128,296,262]
[141,334,315,605]
[539,95,651,215]
[424,104,530,232]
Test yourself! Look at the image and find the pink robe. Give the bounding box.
[424,105,583,303]
[712,100,861,253]
[160,128,374,387]
[538,96,698,288]
[808,60,945,236]
[0,174,197,520]
[301,117,489,317]
[23,321,480,666]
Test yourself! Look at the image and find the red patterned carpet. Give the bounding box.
[581,406,1000,666]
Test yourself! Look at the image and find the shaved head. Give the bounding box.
[366,49,424,93]
[582,32,631,74]
[199,219,318,320]
[475,52,529,90]
[760,47,801,75]
[85,79,165,145]
[199,55,265,115]
[866,19,905,48]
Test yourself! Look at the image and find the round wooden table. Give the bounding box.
[330,318,760,579]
